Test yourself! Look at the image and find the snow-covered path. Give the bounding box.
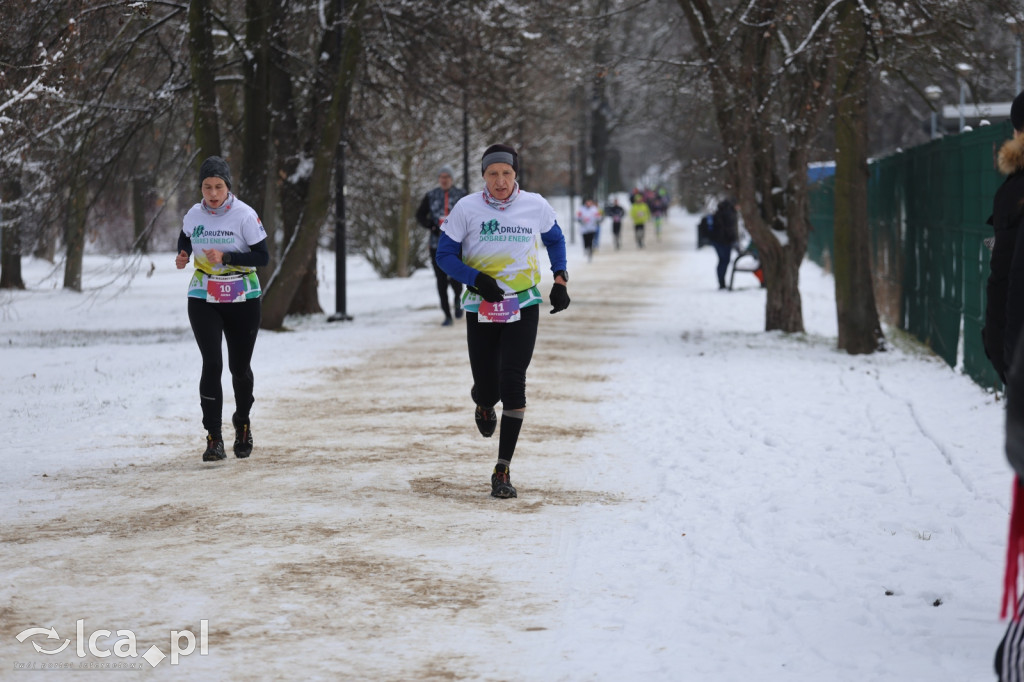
[0,211,1012,680]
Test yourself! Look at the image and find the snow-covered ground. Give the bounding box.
[0,206,1012,681]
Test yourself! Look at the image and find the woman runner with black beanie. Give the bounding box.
[175,156,269,462]
[435,144,570,498]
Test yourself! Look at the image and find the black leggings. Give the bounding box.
[466,304,539,410]
[430,247,463,318]
[188,297,261,436]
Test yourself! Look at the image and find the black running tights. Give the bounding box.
[430,247,463,318]
[188,297,261,436]
[465,304,539,411]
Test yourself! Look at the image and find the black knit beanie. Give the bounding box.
[199,156,232,190]
[481,144,519,176]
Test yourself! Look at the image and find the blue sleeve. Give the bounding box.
[542,223,567,272]
[436,232,480,286]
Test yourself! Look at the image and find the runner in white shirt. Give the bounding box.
[576,198,602,261]
[436,144,570,499]
[175,156,269,463]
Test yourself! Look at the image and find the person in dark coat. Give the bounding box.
[983,98,1024,383]
[710,198,739,289]
[990,90,1024,682]
[605,198,625,250]
[416,165,467,326]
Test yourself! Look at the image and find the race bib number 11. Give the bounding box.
[478,294,521,323]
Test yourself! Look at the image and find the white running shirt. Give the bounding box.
[441,190,559,294]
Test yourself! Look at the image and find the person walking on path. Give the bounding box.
[710,198,740,289]
[175,156,269,462]
[577,198,602,262]
[651,188,668,241]
[629,195,651,249]
[605,197,625,249]
[416,165,467,326]
[435,143,570,499]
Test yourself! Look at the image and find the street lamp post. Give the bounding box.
[956,62,973,133]
[925,85,942,139]
[1009,17,1023,95]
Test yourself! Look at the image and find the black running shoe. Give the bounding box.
[471,386,497,438]
[475,404,497,437]
[202,434,226,462]
[232,413,253,458]
[491,468,517,498]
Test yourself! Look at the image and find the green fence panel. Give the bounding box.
[808,175,834,266]
[962,123,1010,389]
[808,121,1012,390]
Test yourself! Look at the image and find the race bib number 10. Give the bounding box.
[478,294,521,323]
[206,276,246,303]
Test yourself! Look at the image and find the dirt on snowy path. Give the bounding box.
[1,228,679,680]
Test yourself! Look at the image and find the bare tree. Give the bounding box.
[833,0,884,354]
[259,0,365,329]
[678,0,836,332]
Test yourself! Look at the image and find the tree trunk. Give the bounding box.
[266,0,301,285]
[395,149,413,278]
[241,0,271,221]
[678,0,837,335]
[1,174,25,290]
[288,259,323,315]
[763,246,805,332]
[64,178,88,292]
[132,175,150,253]
[258,144,279,285]
[261,2,363,330]
[33,226,57,262]
[188,0,221,163]
[733,123,806,334]
[584,0,611,201]
[833,0,884,354]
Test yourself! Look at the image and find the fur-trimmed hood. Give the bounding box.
[999,134,1024,175]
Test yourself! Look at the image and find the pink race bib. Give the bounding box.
[206,275,246,303]
[478,294,521,323]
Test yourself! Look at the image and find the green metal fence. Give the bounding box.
[808,121,1011,390]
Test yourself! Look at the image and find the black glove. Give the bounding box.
[473,272,505,303]
[549,283,570,314]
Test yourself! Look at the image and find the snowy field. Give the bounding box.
[0,206,1014,681]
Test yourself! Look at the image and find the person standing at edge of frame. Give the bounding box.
[416,165,468,326]
[175,156,269,463]
[435,143,571,499]
[990,91,1024,682]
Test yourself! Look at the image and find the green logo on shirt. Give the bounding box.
[192,226,205,239]
[480,219,500,236]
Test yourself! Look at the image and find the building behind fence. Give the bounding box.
[808,121,1012,391]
